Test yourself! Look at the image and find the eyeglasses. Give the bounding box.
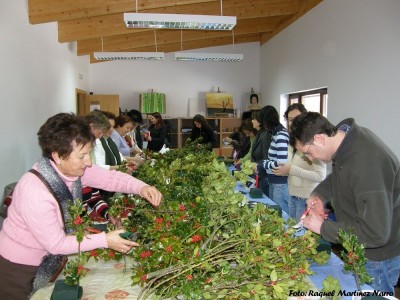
[303,138,314,158]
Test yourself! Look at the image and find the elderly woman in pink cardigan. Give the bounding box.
[0,113,162,299]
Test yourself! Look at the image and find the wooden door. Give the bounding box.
[78,94,120,116]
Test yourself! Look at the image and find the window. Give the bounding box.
[288,88,328,116]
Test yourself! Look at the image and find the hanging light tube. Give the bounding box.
[124,13,236,30]
[174,52,243,62]
[93,52,165,61]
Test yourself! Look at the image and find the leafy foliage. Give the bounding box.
[321,275,341,300]
[65,141,330,298]
[337,229,373,290]
[123,143,329,299]
[64,199,92,285]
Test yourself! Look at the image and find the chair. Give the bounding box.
[1,182,17,219]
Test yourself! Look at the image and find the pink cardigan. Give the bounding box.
[0,161,148,266]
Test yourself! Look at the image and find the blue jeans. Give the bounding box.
[289,195,307,222]
[364,255,400,294]
[269,183,289,214]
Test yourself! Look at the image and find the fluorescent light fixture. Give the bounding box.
[93,52,165,60]
[124,13,236,30]
[174,52,243,62]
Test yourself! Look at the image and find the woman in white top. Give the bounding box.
[273,104,326,222]
[94,111,143,171]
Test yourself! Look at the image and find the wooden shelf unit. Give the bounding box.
[165,117,241,157]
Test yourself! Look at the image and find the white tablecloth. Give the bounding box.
[31,256,141,300]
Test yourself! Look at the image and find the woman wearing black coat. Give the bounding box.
[250,110,271,197]
[189,114,216,151]
[145,112,167,152]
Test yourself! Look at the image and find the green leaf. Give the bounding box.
[270,269,278,281]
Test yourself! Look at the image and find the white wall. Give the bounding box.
[88,43,260,117]
[260,0,400,157]
[0,1,89,189]
[3,0,400,192]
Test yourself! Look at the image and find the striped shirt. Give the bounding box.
[257,123,289,184]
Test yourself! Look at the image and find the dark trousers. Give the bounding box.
[258,176,270,198]
[0,255,38,300]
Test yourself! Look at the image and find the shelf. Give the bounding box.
[165,117,241,157]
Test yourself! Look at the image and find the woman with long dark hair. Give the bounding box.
[256,105,290,214]
[145,112,167,152]
[189,114,216,151]
[250,110,271,196]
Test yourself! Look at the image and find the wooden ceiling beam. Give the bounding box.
[58,0,298,42]
[77,16,282,55]
[28,0,217,24]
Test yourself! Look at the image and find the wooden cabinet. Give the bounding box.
[218,118,242,156]
[165,117,241,157]
[77,94,119,116]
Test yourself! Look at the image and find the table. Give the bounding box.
[235,180,374,299]
[31,257,142,299]
[32,174,375,300]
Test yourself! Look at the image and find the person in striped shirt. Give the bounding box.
[256,105,290,214]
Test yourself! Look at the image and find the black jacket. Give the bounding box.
[148,126,167,152]
[315,118,400,260]
[190,125,216,149]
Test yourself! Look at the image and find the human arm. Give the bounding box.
[82,164,162,206]
[306,154,396,249]
[257,130,289,172]
[16,174,109,255]
[273,150,326,181]
[289,157,326,182]
[200,126,215,145]
[148,127,167,144]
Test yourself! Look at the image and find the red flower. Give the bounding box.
[298,268,306,274]
[277,246,284,252]
[205,277,212,284]
[179,215,186,221]
[190,202,196,208]
[155,217,163,224]
[165,245,172,252]
[140,274,147,282]
[108,251,116,259]
[140,250,152,259]
[166,221,171,227]
[186,274,193,281]
[179,204,186,211]
[89,250,98,257]
[191,235,202,243]
[73,216,83,225]
[77,265,84,275]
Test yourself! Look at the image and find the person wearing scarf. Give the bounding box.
[0,113,162,299]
